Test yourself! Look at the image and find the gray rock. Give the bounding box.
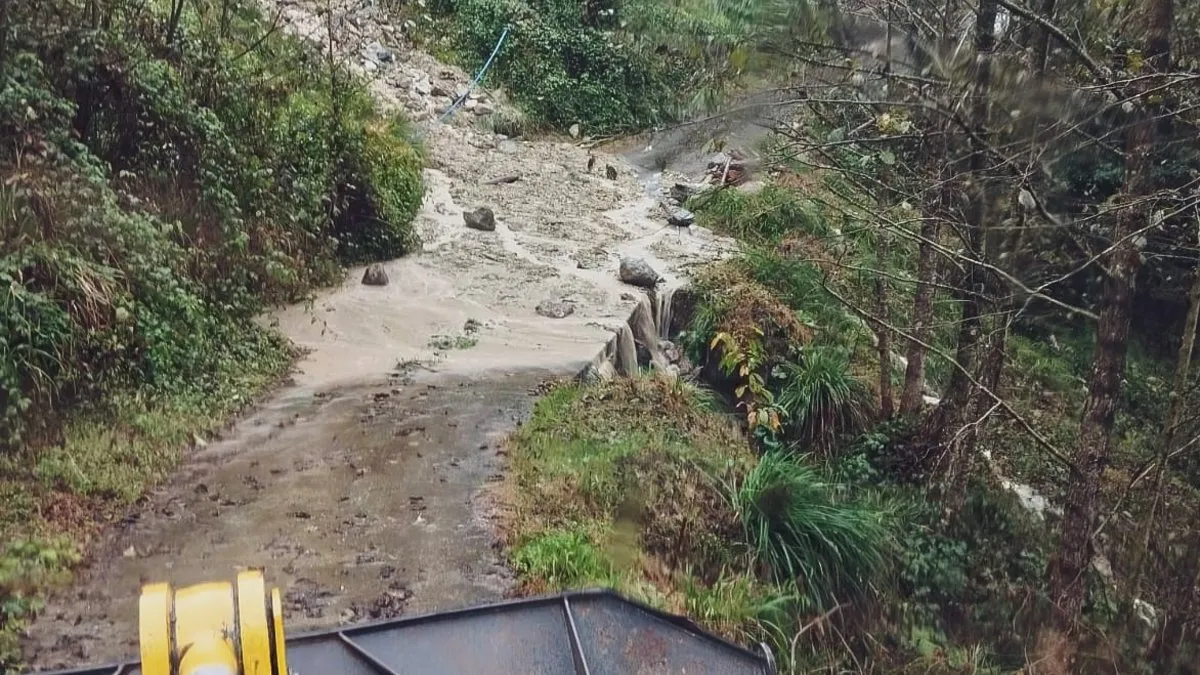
[464,99,478,111]
[414,79,432,96]
[362,263,389,286]
[474,103,494,116]
[431,82,451,97]
[619,257,660,288]
[669,182,704,203]
[365,42,394,63]
[535,299,575,319]
[463,207,496,231]
[362,59,378,73]
[667,207,695,227]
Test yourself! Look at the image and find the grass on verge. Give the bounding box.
[496,375,899,663]
[0,329,293,668]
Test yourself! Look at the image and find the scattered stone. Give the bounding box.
[361,59,378,73]
[474,103,494,116]
[669,182,705,203]
[535,299,575,319]
[464,98,478,111]
[463,207,496,231]
[569,123,581,138]
[362,263,389,286]
[619,257,660,288]
[667,207,695,227]
[482,175,521,185]
[365,42,394,63]
[414,79,432,96]
[431,82,451,97]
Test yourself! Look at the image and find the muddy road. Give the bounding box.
[21,0,736,669]
[24,369,540,668]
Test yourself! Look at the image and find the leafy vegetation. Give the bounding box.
[0,0,424,662]
[409,0,808,134]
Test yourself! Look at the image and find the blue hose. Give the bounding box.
[438,24,512,123]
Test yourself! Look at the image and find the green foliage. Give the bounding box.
[775,346,873,451]
[691,185,826,242]
[511,528,614,589]
[1,537,80,670]
[728,452,892,607]
[0,0,423,451]
[334,118,425,263]
[446,0,684,134]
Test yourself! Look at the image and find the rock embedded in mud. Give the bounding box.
[535,299,575,319]
[364,41,394,63]
[669,182,705,203]
[362,263,389,286]
[463,207,496,231]
[667,207,695,227]
[619,257,660,288]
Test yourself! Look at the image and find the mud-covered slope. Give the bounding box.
[20,1,734,670]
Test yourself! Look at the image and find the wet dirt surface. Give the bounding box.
[20,0,737,668]
[23,367,545,669]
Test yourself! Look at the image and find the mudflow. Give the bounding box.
[21,0,736,669]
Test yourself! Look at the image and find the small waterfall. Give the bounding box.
[614,323,639,376]
[630,295,669,372]
[654,286,678,340]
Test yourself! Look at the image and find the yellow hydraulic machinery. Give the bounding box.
[49,577,777,675]
[137,570,287,675]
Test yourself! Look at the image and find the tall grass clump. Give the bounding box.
[776,346,873,451]
[730,452,891,607]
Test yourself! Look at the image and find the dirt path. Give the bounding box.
[22,4,733,671]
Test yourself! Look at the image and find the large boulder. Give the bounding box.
[362,263,389,286]
[619,257,660,288]
[463,206,496,231]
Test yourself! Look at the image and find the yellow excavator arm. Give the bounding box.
[138,571,287,675]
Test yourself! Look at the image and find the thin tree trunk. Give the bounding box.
[876,230,895,419]
[917,0,996,487]
[1035,0,1058,75]
[901,216,940,415]
[1131,259,1200,599]
[1046,0,1171,631]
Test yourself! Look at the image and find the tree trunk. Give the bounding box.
[917,0,996,489]
[1046,0,1171,631]
[876,230,895,419]
[1131,260,1200,600]
[900,216,940,416]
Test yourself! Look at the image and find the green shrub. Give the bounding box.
[447,0,684,134]
[1,537,79,669]
[335,118,425,263]
[511,529,613,589]
[729,452,892,607]
[691,185,826,242]
[776,346,873,451]
[0,0,424,451]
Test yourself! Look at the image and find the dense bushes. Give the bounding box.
[0,0,424,452]
[0,0,424,661]
[441,0,683,134]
